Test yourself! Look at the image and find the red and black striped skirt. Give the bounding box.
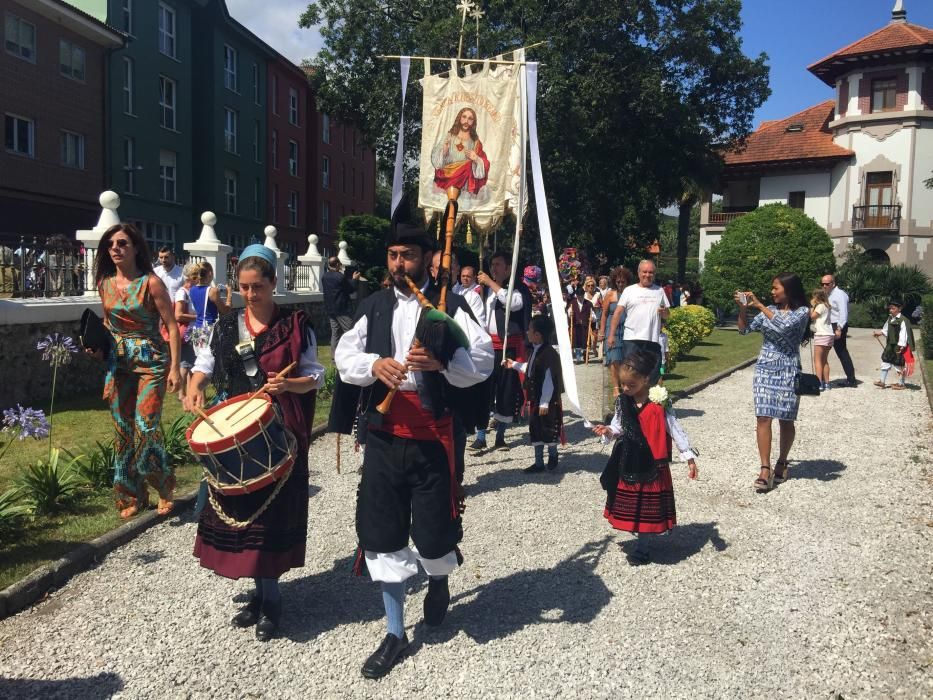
[603,464,676,534]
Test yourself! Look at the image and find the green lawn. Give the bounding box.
[0,346,333,592]
[664,328,762,394]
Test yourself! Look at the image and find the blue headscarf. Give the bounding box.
[239,244,277,267]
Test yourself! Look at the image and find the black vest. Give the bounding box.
[328,283,481,435]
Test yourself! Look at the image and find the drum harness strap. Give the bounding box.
[236,310,265,392]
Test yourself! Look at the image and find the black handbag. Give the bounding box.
[794,342,821,396]
[79,308,111,360]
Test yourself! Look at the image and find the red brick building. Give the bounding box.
[0,0,123,239]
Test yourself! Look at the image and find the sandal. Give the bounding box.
[120,504,140,519]
[157,499,174,516]
[890,384,905,391]
[754,466,774,493]
[773,459,789,484]
[873,380,886,388]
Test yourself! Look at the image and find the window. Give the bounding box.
[288,88,299,125]
[159,150,177,201]
[872,78,897,113]
[224,108,238,153]
[342,163,346,193]
[352,167,356,196]
[361,172,364,198]
[224,170,237,214]
[159,75,176,130]
[158,3,175,58]
[254,178,261,219]
[788,191,805,210]
[271,74,278,115]
[288,191,298,227]
[60,131,85,169]
[341,126,347,152]
[122,57,134,114]
[223,45,237,92]
[288,140,298,177]
[321,113,330,143]
[4,14,35,62]
[253,120,260,162]
[252,63,260,104]
[4,114,34,157]
[322,156,330,189]
[123,137,136,193]
[59,40,86,81]
[134,220,176,251]
[121,0,133,34]
[272,184,278,222]
[271,129,278,169]
[322,202,330,234]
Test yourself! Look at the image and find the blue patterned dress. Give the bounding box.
[740,306,809,421]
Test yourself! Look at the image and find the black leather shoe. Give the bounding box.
[467,439,487,451]
[546,454,559,471]
[231,594,260,628]
[494,437,508,451]
[255,600,281,642]
[361,633,409,679]
[523,463,545,474]
[423,577,450,626]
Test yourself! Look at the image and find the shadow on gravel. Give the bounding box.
[409,537,612,651]
[787,459,847,481]
[277,556,383,642]
[617,521,728,566]
[0,672,123,699]
[670,408,705,418]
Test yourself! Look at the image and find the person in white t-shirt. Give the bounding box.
[607,259,670,381]
[154,247,184,301]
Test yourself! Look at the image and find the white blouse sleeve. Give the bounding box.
[334,315,380,387]
[666,409,697,461]
[298,326,326,389]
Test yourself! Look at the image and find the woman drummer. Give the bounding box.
[186,244,324,641]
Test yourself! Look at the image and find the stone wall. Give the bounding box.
[0,299,330,411]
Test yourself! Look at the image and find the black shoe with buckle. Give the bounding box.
[231,594,261,628]
[423,577,451,626]
[255,600,281,642]
[361,633,409,679]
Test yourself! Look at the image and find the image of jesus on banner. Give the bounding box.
[431,107,490,196]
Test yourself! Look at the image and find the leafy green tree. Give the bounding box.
[299,0,769,264]
[338,214,391,289]
[700,203,836,311]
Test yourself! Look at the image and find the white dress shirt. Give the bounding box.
[335,283,493,391]
[881,314,908,347]
[155,264,184,301]
[483,285,524,338]
[828,286,849,328]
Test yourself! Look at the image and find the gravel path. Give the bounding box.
[1,331,931,699]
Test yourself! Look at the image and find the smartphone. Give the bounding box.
[737,292,748,306]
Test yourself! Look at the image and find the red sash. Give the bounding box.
[375,390,458,519]
[491,333,527,360]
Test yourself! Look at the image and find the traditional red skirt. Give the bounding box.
[603,464,676,534]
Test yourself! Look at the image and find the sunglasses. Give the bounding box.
[821,282,831,286]
[109,239,132,249]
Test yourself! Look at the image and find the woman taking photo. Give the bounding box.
[809,288,834,391]
[92,223,180,518]
[186,244,324,642]
[735,273,810,493]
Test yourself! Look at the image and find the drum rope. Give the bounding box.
[207,460,293,529]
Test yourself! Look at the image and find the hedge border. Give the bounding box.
[0,422,330,620]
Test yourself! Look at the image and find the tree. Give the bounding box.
[337,214,391,289]
[699,203,836,311]
[299,0,770,264]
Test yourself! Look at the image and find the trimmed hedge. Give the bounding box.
[922,294,933,357]
[665,305,716,371]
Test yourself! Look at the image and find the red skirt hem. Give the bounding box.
[193,536,305,580]
[603,464,677,534]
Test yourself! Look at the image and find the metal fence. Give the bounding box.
[0,235,87,298]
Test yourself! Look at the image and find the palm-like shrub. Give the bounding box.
[74,440,117,490]
[17,448,84,514]
[163,415,194,467]
[0,487,30,540]
[836,245,931,325]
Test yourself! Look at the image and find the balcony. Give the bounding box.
[852,205,901,232]
[708,211,749,225]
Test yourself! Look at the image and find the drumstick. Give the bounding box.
[227,361,298,420]
[194,406,224,436]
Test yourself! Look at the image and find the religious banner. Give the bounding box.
[418,57,525,232]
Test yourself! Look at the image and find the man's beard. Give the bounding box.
[393,266,426,292]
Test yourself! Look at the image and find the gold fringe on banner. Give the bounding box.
[436,215,441,241]
[466,220,472,245]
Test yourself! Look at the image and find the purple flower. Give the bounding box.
[36,333,78,367]
[2,405,50,441]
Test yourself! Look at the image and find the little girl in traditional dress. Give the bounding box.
[592,350,698,565]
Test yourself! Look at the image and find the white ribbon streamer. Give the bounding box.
[390,57,411,217]
[526,63,589,425]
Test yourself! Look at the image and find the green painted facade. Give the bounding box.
[71,0,268,251]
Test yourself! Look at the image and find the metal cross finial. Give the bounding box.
[456,0,475,59]
[470,6,485,56]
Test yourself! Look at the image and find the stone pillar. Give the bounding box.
[183,212,232,287]
[337,240,354,268]
[297,233,323,292]
[263,226,288,296]
[76,191,122,296]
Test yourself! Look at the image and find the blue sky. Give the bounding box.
[229,0,933,128]
[741,0,933,125]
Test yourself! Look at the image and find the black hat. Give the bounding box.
[887,298,903,308]
[387,193,435,251]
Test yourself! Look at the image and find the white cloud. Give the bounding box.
[225,0,324,65]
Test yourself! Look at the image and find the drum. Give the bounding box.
[186,393,296,496]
